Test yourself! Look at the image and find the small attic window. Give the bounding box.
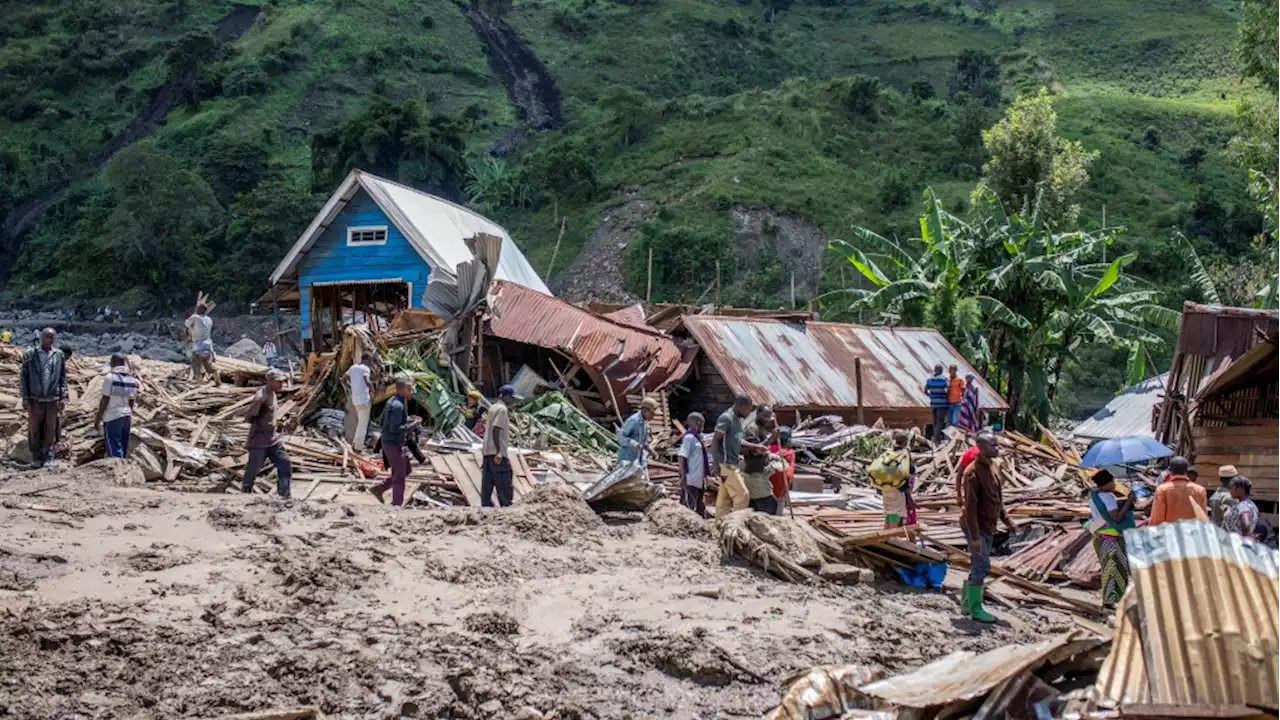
[347,226,388,246]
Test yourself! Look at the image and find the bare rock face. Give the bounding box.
[730,206,829,302]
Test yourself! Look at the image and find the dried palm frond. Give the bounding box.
[715,510,818,583]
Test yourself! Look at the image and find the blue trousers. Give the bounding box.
[948,402,962,426]
[104,416,131,458]
[968,532,993,585]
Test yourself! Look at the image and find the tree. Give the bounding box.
[165,29,218,108]
[827,186,1177,426]
[949,49,1001,107]
[199,132,271,205]
[519,135,598,205]
[980,89,1097,226]
[1238,0,1278,92]
[58,143,224,301]
[464,156,525,212]
[311,98,467,198]
[221,180,318,305]
[1231,0,1279,233]
[597,86,658,147]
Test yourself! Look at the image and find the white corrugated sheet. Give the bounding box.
[1071,373,1168,441]
[270,170,550,295]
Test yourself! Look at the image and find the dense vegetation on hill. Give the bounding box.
[0,0,1274,418]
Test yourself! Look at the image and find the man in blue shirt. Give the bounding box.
[617,397,658,466]
[923,364,950,445]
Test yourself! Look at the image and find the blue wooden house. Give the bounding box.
[264,169,549,350]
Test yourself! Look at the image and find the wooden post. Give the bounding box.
[546,218,565,278]
[855,357,865,426]
[790,272,796,308]
[714,260,721,308]
[646,246,654,304]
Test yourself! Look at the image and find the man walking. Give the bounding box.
[481,385,517,507]
[617,397,658,466]
[924,365,950,444]
[241,369,292,499]
[677,412,710,516]
[19,328,68,469]
[1210,465,1239,527]
[94,354,138,458]
[345,358,373,451]
[712,394,767,518]
[961,431,1016,623]
[371,375,418,506]
[1148,456,1207,526]
[185,303,220,387]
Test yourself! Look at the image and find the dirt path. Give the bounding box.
[0,462,1063,719]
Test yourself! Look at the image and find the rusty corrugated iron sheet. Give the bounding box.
[600,304,650,330]
[1109,521,1278,711]
[858,633,1081,709]
[682,316,1008,412]
[485,281,696,407]
[1176,302,1279,360]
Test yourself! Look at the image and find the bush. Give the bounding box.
[222,61,270,97]
[834,74,880,115]
[908,77,936,101]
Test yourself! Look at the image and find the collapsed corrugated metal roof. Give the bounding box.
[1072,373,1169,442]
[1195,338,1278,402]
[485,280,696,410]
[1095,521,1279,712]
[599,304,650,330]
[681,316,1008,412]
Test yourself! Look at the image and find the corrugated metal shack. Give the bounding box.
[675,315,1008,427]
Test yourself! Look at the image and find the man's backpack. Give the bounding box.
[868,449,911,489]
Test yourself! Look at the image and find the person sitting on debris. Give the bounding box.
[371,375,418,506]
[19,328,68,469]
[241,369,292,499]
[462,390,484,432]
[1088,469,1136,608]
[185,303,220,387]
[677,412,711,517]
[95,354,138,459]
[961,431,1016,623]
[712,394,767,518]
[344,358,373,452]
[481,385,518,507]
[1222,476,1259,538]
[924,365,950,445]
[870,430,915,530]
[1148,456,1207,526]
[617,397,658,467]
[1210,465,1239,527]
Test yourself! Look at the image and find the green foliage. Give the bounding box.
[597,85,658,146]
[465,156,526,211]
[221,180,318,305]
[833,74,881,116]
[627,215,728,300]
[1238,0,1278,92]
[948,49,1000,106]
[58,143,224,301]
[198,132,272,205]
[908,78,936,101]
[980,89,1098,226]
[310,98,467,198]
[517,134,599,205]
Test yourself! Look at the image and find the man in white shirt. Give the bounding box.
[94,354,138,458]
[677,411,710,517]
[345,359,373,451]
[184,304,219,387]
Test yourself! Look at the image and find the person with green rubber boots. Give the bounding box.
[960,431,1016,623]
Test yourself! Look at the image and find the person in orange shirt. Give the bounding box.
[946,364,966,428]
[1149,456,1208,526]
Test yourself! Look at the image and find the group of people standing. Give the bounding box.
[924,364,982,444]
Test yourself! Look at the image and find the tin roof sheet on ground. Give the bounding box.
[1072,373,1168,441]
[1098,521,1279,711]
[859,634,1079,709]
[486,280,696,402]
[681,316,1008,411]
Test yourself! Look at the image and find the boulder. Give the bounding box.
[223,337,265,364]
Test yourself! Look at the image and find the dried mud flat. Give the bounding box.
[0,463,1074,719]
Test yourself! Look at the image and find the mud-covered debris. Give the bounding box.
[494,481,602,545]
[0,546,68,591]
[644,498,711,539]
[463,610,520,636]
[207,504,279,532]
[612,630,765,686]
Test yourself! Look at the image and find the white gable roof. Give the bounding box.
[270,169,551,295]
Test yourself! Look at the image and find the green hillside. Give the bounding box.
[0,0,1273,415]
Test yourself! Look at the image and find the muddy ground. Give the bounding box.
[0,462,1076,719]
